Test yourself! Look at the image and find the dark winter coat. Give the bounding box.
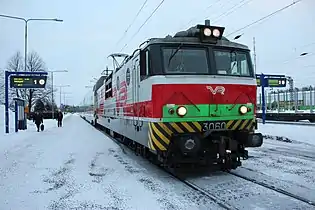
[57,112,63,121]
[33,113,43,125]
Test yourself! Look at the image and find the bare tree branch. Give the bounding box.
[0,52,24,106]
[24,51,51,112]
[0,51,54,112]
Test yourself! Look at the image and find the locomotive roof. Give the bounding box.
[143,37,249,50]
[140,25,249,50]
[115,23,250,70]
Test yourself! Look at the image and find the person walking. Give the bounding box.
[57,110,64,127]
[33,112,43,132]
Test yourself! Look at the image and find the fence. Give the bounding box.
[256,86,315,113]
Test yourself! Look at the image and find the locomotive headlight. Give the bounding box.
[239,105,248,114]
[203,28,211,36]
[213,29,221,37]
[177,106,187,116]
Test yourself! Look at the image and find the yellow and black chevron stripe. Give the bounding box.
[147,119,256,152]
[225,119,256,131]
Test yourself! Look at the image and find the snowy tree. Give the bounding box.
[22,51,54,113]
[0,51,55,113]
[0,52,24,107]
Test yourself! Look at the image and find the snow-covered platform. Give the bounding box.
[0,114,222,210]
[1,113,315,209]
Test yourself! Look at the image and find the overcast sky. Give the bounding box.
[1,0,314,105]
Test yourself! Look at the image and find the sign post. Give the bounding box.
[4,71,48,134]
[13,98,26,133]
[256,74,287,124]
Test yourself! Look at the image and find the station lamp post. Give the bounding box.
[55,85,71,108]
[47,70,68,119]
[62,92,72,106]
[0,14,63,71]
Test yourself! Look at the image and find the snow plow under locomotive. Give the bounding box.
[81,20,263,170]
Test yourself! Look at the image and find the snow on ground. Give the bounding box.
[257,122,315,146]
[238,123,315,203]
[184,123,315,208]
[0,114,222,210]
[2,108,315,209]
[1,105,71,153]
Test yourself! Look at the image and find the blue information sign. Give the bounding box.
[256,73,287,124]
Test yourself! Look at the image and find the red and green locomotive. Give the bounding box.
[83,20,263,170]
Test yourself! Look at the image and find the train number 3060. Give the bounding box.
[202,122,226,131]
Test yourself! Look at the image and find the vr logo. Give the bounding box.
[206,86,225,95]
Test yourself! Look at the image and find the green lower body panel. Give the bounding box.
[162,103,255,122]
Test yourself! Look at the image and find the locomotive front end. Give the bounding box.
[149,97,263,170]
[147,20,263,170]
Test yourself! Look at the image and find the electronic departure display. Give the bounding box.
[10,75,47,88]
[256,74,286,88]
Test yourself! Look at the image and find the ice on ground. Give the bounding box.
[0,114,221,210]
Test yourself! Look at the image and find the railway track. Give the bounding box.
[81,116,315,209]
[82,117,234,209]
[228,171,315,206]
[160,167,236,210]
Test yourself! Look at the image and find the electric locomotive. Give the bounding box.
[87,20,263,170]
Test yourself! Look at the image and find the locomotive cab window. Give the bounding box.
[162,47,209,74]
[140,49,150,80]
[213,49,253,77]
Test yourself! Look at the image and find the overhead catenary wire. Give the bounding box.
[298,42,315,49]
[114,0,149,49]
[120,0,166,52]
[261,51,315,69]
[178,0,223,31]
[226,0,303,37]
[211,0,255,24]
[179,0,253,32]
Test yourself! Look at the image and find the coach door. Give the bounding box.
[132,58,141,127]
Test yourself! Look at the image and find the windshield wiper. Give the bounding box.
[167,43,184,67]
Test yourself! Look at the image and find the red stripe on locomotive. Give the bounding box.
[119,84,256,118]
